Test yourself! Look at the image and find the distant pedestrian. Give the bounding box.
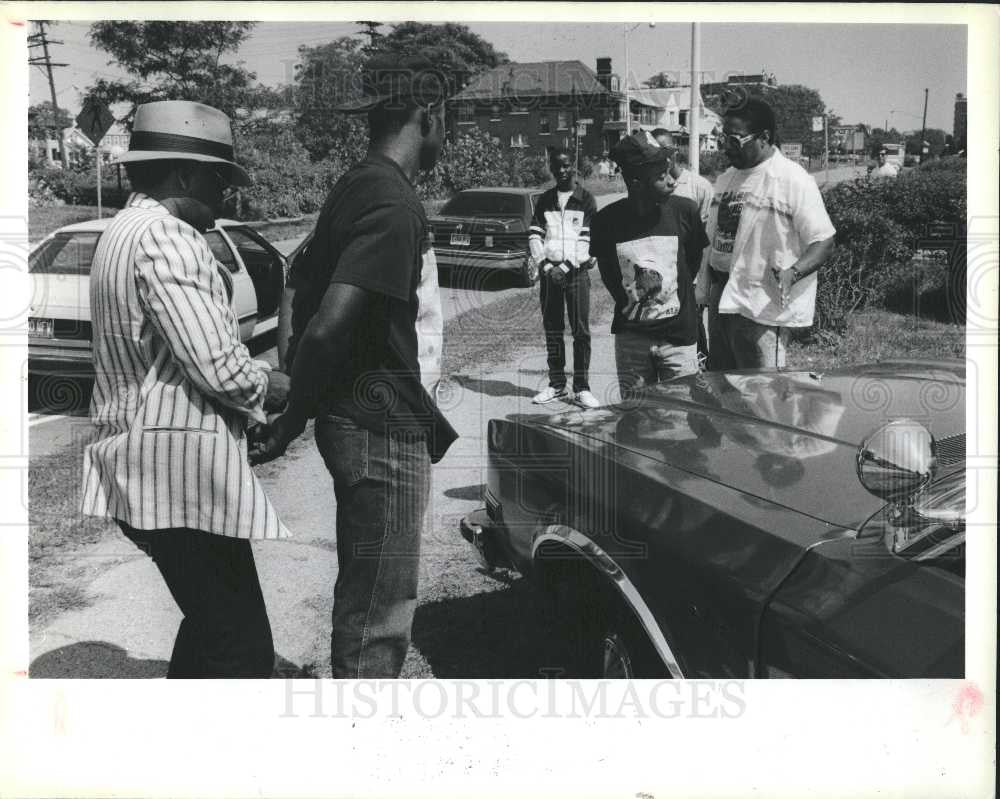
[81,100,292,678]
[529,147,600,408]
[253,53,458,678]
[592,133,709,397]
[598,155,612,181]
[870,148,900,178]
[697,97,836,370]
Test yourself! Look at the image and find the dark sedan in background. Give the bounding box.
[428,187,544,287]
[461,361,966,679]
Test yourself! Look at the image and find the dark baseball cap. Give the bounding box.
[336,53,450,113]
[610,132,672,175]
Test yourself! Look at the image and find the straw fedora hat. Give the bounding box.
[115,100,250,186]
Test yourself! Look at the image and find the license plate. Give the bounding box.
[28,318,54,339]
[450,233,471,246]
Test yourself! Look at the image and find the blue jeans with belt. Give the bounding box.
[315,413,431,678]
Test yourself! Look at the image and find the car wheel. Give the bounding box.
[598,604,665,679]
[517,256,540,287]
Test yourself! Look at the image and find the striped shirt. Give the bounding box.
[81,193,290,539]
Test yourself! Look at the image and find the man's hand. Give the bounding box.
[548,264,569,287]
[770,266,797,308]
[263,370,291,412]
[249,410,307,465]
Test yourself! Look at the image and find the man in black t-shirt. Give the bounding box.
[252,54,457,678]
[592,133,709,398]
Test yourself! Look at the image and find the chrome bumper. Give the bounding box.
[435,248,527,270]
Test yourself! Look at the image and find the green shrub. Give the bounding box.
[917,155,966,173]
[418,128,509,199]
[30,165,129,208]
[814,167,966,333]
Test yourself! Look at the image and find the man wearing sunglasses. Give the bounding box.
[697,97,836,370]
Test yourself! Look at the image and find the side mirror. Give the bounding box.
[857,419,936,503]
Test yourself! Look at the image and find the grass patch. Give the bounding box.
[29,430,119,624]
[788,309,965,370]
[29,205,120,243]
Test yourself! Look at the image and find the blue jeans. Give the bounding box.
[614,330,699,400]
[315,414,431,678]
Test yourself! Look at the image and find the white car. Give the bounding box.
[28,217,288,382]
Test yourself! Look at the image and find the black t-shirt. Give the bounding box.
[287,153,457,462]
[591,194,709,345]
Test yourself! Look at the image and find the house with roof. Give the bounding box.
[29,121,131,168]
[449,58,634,159]
[625,87,722,152]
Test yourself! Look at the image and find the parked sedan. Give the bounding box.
[28,217,287,386]
[460,361,966,678]
[428,187,545,287]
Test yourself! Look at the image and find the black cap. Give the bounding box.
[611,131,672,176]
[336,53,449,113]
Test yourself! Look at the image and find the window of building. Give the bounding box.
[538,115,551,135]
[679,110,688,127]
[510,132,528,148]
[669,110,677,126]
[457,103,475,124]
[557,111,569,130]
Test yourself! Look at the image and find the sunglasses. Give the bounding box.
[206,166,239,203]
[717,132,756,148]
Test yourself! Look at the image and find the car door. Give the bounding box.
[203,228,257,342]
[221,226,287,338]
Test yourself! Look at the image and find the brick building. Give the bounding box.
[448,59,630,159]
[953,92,966,153]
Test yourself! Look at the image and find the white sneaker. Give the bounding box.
[573,390,601,409]
[533,386,568,404]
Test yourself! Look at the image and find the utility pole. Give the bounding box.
[689,22,701,175]
[28,20,69,168]
[919,87,929,164]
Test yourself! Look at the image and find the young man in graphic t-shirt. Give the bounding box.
[697,98,836,370]
[254,54,458,679]
[592,133,709,397]
[528,147,599,408]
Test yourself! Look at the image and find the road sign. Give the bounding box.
[76,100,115,146]
[811,116,824,133]
[783,142,803,159]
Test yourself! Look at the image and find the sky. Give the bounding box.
[27,17,967,134]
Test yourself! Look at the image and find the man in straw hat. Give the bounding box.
[252,53,458,677]
[80,100,291,678]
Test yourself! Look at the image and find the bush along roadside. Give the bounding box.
[812,166,966,336]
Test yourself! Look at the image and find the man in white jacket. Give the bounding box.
[698,98,836,369]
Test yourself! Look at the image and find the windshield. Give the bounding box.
[29,232,101,275]
[441,192,525,217]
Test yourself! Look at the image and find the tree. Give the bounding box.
[355,20,383,52]
[28,101,72,140]
[867,126,905,155]
[905,127,948,159]
[292,36,369,163]
[373,22,508,95]
[643,71,679,89]
[85,21,281,123]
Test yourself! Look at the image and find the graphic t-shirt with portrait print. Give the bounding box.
[592,194,709,346]
[709,156,770,273]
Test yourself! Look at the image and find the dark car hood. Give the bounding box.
[521,361,966,528]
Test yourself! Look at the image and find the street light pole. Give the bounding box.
[919,87,928,163]
[624,25,631,135]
